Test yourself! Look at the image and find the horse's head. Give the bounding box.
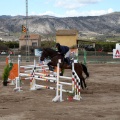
[40,48,57,61]
[40,48,48,61]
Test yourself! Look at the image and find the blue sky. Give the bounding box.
[0,0,120,17]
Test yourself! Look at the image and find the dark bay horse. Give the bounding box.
[40,48,89,89]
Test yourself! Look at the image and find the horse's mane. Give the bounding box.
[44,48,56,52]
[43,48,58,56]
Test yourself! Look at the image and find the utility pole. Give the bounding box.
[25,0,30,62]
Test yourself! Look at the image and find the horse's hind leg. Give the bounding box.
[79,75,87,89]
[80,78,84,89]
[81,64,89,78]
[74,63,87,89]
[82,77,87,89]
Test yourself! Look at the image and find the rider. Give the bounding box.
[56,43,71,66]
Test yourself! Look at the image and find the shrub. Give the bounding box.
[2,64,11,82]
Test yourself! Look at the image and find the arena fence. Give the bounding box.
[78,50,120,64]
[0,50,120,64]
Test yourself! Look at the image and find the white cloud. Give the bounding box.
[30,8,114,17]
[30,11,62,17]
[65,10,80,17]
[31,12,36,15]
[107,8,114,13]
[87,9,114,16]
[65,8,114,17]
[55,0,101,9]
[38,11,58,16]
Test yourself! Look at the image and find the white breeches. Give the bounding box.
[65,50,70,58]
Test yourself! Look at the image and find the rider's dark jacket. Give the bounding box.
[57,45,69,56]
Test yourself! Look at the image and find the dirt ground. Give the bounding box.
[0,61,120,120]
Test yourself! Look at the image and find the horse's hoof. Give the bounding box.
[86,87,88,90]
[60,73,63,76]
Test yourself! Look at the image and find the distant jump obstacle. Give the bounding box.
[6,55,18,85]
[14,55,82,102]
[113,43,120,58]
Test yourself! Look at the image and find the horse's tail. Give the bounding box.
[81,63,89,78]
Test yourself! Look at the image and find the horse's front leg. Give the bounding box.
[59,63,65,76]
[47,62,51,66]
[47,62,54,71]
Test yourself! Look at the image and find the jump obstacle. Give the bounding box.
[13,55,82,102]
[6,55,18,85]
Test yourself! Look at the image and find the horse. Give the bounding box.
[40,48,89,89]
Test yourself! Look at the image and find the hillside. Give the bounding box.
[0,12,120,37]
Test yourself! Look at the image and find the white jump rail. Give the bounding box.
[14,55,82,102]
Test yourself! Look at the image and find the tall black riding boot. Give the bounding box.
[66,57,71,65]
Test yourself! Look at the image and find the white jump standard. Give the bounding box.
[14,55,82,102]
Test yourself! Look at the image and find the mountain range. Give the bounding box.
[0,12,120,36]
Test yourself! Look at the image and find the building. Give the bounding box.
[19,34,41,49]
[77,39,96,48]
[56,29,78,47]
